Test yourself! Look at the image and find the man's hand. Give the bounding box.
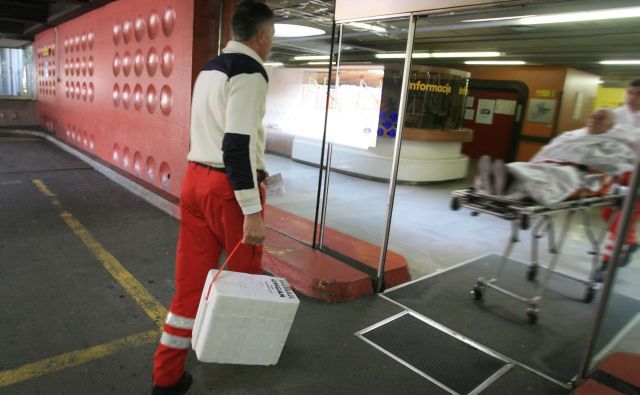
[243,212,266,245]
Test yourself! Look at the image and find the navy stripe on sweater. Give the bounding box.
[203,53,268,82]
[222,133,254,191]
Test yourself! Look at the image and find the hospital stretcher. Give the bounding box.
[450,187,624,324]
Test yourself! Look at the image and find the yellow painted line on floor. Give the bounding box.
[32,179,168,329]
[0,180,23,186]
[0,329,159,388]
[0,137,41,142]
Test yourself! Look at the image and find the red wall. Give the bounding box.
[34,0,195,196]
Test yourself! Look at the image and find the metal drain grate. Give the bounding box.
[359,312,511,394]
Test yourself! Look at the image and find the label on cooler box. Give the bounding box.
[266,278,296,300]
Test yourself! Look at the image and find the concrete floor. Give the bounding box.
[1,130,635,394]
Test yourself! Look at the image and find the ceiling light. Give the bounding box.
[431,52,502,58]
[294,55,330,61]
[600,60,640,65]
[307,61,336,65]
[519,6,640,25]
[598,80,604,84]
[368,69,385,75]
[275,23,325,38]
[462,15,536,22]
[264,62,284,67]
[465,60,526,65]
[348,22,387,33]
[375,53,430,59]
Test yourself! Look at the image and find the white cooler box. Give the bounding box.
[192,269,300,365]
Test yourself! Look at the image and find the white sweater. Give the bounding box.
[187,41,268,215]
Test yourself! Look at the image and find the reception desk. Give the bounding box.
[291,128,473,184]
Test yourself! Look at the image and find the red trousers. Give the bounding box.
[153,162,264,387]
[601,172,640,261]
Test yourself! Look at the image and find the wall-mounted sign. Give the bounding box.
[476,99,495,125]
[535,89,556,98]
[527,98,556,123]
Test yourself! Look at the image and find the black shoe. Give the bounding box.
[594,261,608,283]
[152,372,192,395]
[621,243,638,267]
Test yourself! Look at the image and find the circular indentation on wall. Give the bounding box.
[89,135,95,151]
[88,82,94,102]
[113,53,121,76]
[66,129,70,139]
[146,156,156,183]
[113,23,122,45]
[122,51,132,77]
[133,84,143,110]
[82,132,88,147]
[65,81,70,97]
[71,130,76,142]
[75,57,81,75]
[148,10,160,39]
[88,56,94,76]
[146,85,157,113]
[160,46,174,77]
[122,83,131,109]
[70,83,76,99]
[134,49,144,76]
[134,15,146,42]
[112,83,121,107]
[81,32,87,50]
[74,36,81,52]
[159,162,171,189]
[133,152,142,175]
[69,39,74,53]
[75,82,81,100]
[146,47,158,76]
[122,19,133,44]
[68,60,73,76]
[162,7,176,37]
[122,147,131,169]
[112,144,120,164]
[81,82,88,101]
[88,31,95,49]
[81,57,87,76]
[64,38,69,52]
[159,85,172,115]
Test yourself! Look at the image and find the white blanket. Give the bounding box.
[505,125,639,205]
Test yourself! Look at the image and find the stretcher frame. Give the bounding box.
[450,188,623,324]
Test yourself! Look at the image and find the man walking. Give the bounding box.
[152,2,275,394]
[613,79,640,128]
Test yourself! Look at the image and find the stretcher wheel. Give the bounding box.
[451,197,461,211]
[519,214,531,230]
[583,286,596,303]
[526,308,539,325]
[527,265,538,281]
[471,286,483,300]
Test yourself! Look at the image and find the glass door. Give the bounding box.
[317,16,413,288]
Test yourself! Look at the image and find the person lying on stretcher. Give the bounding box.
[474,108,638,206]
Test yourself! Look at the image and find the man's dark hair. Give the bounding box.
[232,1,274,41]
[629,79,640,88]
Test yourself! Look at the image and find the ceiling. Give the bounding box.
[0,0,114,48]
[266,0,640,85]
[0,0,636,84]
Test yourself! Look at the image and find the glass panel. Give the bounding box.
[585,181,640,375]
[383,3,640,386]
[319,17,410,269]
[262,1,337,244]
[0,46,34,98]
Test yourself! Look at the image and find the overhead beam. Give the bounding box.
[0,3,49,24]
[0,19,26,35]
